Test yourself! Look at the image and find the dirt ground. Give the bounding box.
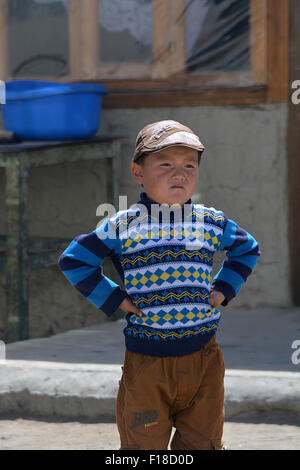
[0,411,299,450]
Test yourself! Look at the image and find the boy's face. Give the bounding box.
[131,146,199,206]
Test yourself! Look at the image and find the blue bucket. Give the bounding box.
[1,80,108,140]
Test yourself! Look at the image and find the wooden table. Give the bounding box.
[0,136,122,342]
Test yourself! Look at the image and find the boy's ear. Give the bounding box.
[130,161,144,185]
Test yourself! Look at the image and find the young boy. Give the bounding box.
[58,120,260,450]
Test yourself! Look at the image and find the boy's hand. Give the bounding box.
[119,296,144,317]
[209,289,226,308]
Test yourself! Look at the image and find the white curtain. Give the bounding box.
[33,0,210,58]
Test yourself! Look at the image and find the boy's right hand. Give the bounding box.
[119,296,144,317]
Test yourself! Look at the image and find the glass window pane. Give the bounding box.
[98,0,152,63]
[186,0,250,73]
[8,0,69,77]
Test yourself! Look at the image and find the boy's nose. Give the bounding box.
[171,170,185,181]
[172,166,185,179]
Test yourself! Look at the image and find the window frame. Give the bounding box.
[0,0,289,107]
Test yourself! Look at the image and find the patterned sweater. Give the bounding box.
[58,191,260,357]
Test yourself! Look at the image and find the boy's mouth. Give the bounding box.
[170,184,185,189]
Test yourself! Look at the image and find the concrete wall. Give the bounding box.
[0,102,290,339]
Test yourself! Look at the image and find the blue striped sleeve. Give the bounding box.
[211,216,261,306]
[57,217,127,317]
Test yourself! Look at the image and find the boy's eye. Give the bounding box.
[159,162,197,168]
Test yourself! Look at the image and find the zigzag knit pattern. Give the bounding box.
[58,192,260,357]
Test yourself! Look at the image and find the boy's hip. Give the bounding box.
[121,333,225,391]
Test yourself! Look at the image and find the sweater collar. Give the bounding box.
[137,191,193,218]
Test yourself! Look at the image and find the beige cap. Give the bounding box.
[133,120,205,162]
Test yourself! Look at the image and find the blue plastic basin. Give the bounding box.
[1,80,108,140]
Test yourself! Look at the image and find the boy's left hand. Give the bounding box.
[209,289,226,308]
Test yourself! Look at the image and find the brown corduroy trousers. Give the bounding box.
[116,334,225,450]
